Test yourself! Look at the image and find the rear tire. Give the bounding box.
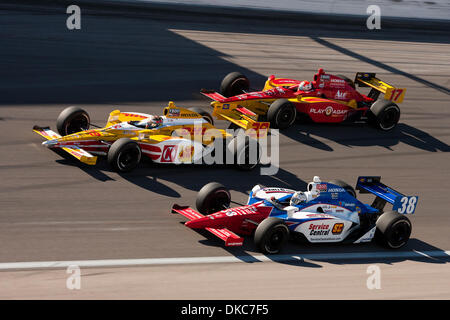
[328,179,357,198]
[227,135,261,171]
[220,72,250,97]
[375,211,412,249]
[254,217,289,254]
[188,107,214,125]
[368,99,401,131]
[267,99,297,129]
[196,182,231,214]
[107,138,141,173]
[56,106,90,136]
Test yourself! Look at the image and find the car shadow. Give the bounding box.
[281,122,450,153]
[52,149,305,197]
[195,235,449,268]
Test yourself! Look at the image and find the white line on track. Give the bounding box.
[0,250,449,270]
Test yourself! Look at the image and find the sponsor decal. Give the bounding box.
[167,108,180,117]
[332,223,344,234]
[178,145,194,163]
[328,188,344,193]
[227,242,243,246]
[316,184,327,191]
[321,75,330,80]
[222,104,230,109]
[331,78,345,84]
[160,145,178,163]
[310,107,348,117]
[225,206,258,217]
[263,188,294,194]
[335,90,347,99]
[309,223,330,236]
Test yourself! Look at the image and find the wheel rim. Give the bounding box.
[276,106,295,128]
[379,107,399,130]
[388,220,410,248]
[207,190,230,213]
[265,227,286,253]
[230,78,249,96]
[65,114,89,135]
[117,147,140,171]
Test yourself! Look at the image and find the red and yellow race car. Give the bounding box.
[202,68,406,131]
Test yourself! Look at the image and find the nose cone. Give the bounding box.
[42,139,58,147]
[185,216,221,229]
[185,217,211,229]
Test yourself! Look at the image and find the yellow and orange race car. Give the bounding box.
[33,102,268,173]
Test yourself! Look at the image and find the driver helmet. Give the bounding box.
[290,191,307,206]
[298,81,312,92]
[145,116,163,129]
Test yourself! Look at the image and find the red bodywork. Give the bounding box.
[172,202,273,247]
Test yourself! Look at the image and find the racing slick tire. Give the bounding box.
[254,217,289,254]
[336,74,355,89]
[56,106,90,136]
[328,179,357,198]
[374,210,412,249]
[220,72,250,97]
[368,99,401,131]
[196,182,231,214]
[227,135,261,171]
[107,138,142,173]
[267,99,297,129]
[188,107,214,125]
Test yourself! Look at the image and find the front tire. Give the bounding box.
[107,138,141,173]
[56,106,90,136]
[368,99,401,131]
[196,182,231,214]
[254,217,289,254]
[375,211,412,249]
[220,72,250,97]
[267,99,297,129]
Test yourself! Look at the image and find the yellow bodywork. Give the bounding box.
[355,73,406,103]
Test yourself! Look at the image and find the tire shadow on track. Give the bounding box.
[281,122,450,153]
[193,235,449,268]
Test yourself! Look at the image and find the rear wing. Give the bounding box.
[354,72,406,103]
[171,204,244,246]
[33,126,97,165]
[200,89,269,138]
[356,176,418,214]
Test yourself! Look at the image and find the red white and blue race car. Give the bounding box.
[202,69,406,131]
[172,176,418,254]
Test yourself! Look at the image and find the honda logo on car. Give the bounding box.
[309,223,330,236]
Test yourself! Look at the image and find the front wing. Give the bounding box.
[171,204,244,246]
[33,126,97,165]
